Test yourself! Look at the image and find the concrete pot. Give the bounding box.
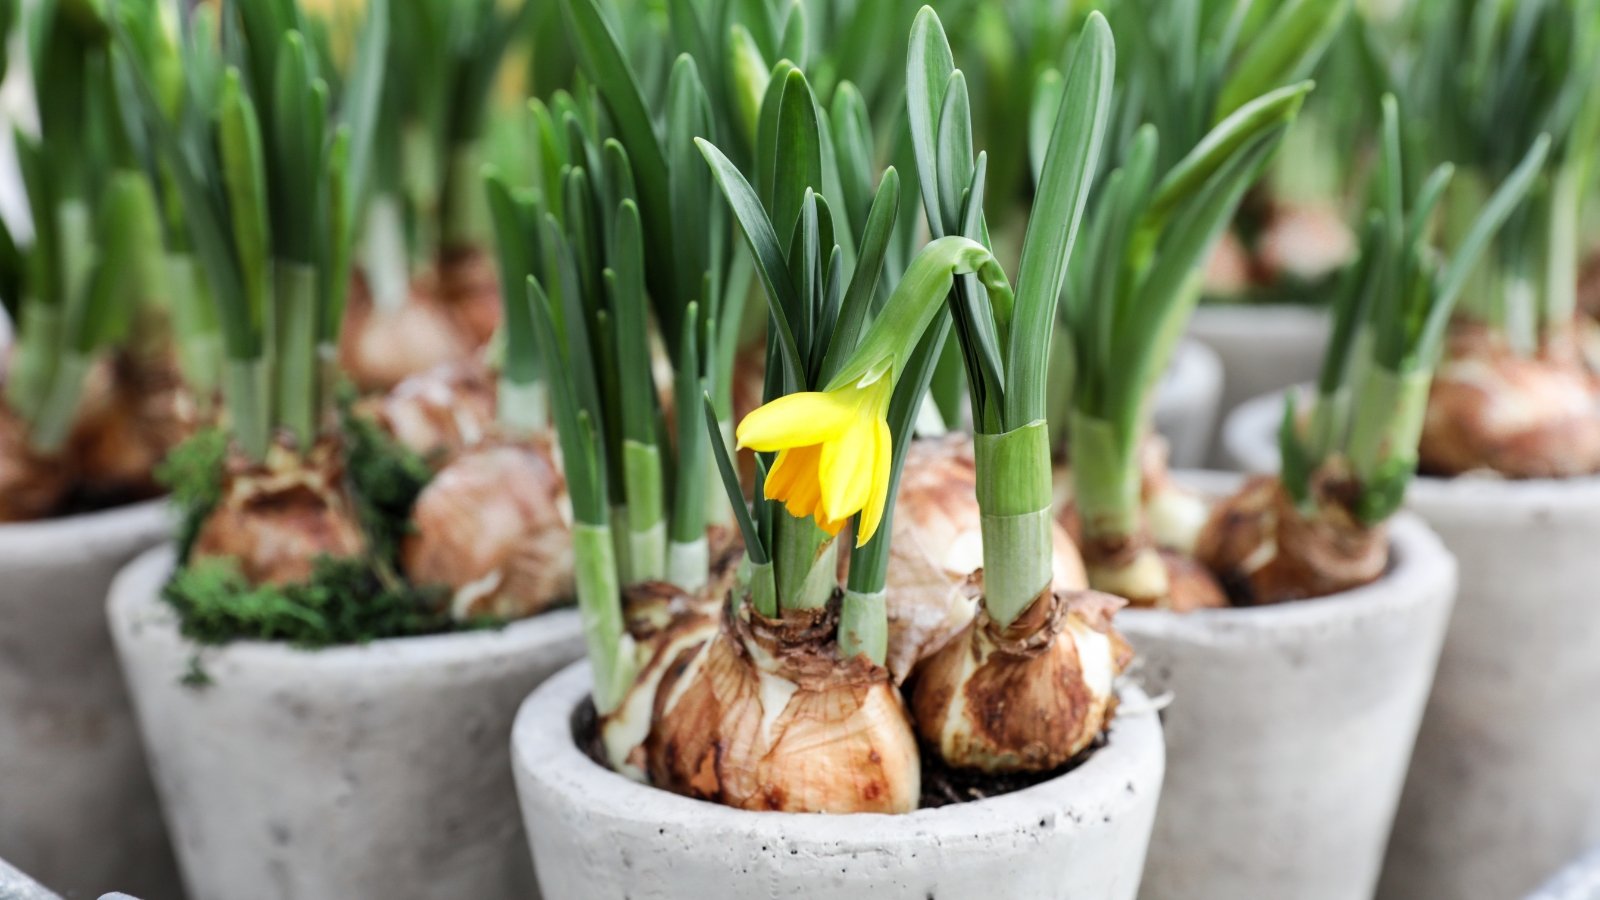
[109,545,586,900]
[0,499,180,899]
[1186,304,1329,467]
[1227,392,1600,899]
[1119,471,1456,900]
[1527,846,1600,900]
[0,857,62,900]
[512,660,1165,900]
[1152,339,1224,470]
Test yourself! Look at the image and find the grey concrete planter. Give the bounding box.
[0,499,180,899]
[1120,471,1456,900]
[1152,339,1224,470]
[1227,391,1600,899]
[512,660,1164,900]
[1527,846,1600,900]
[1187,304,1329,467]
[109,545,585,900]
[0,857,62,900]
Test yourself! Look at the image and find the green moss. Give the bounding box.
[164,555,455,648]
[158,404,462,649]
[155,427,229,560]
[341,400,433,565]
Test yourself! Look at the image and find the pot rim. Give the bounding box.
[1123,469,1458,643]
[0,496,170,560]
[1158,339,1222,395]
[1189,302,1331,333]
[109,544,584,677]
[513,660,1164,843]
[1223,386,1600,514]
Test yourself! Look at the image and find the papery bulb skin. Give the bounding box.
[646,603,921,814]
[71,353,197,504]
[1257,201,1357,285]
[600,539,744,778]
[437,247,501,347]
[370,360,498,464]
[0,404,72,522]
[884,435,1087,683]
[339,277,474,394]
[402,441,572,621]
[911,589,1132,774]
[1196,473,1387,606]
[190,438,367,586]
[1420,323,1600,478]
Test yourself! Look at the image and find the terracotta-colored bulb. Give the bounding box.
[911,589,1132,774]
[1420,324,1600,478]
[339,278,474,394]
[646,605,921,814]
[1257,202,1357,285]
[371,359,498,464]
[436,247,502,347]
[0,404,72,522]
[1194,473,1386,606]
[190,439,367,586]
[71,353,197,504]
[402,442,572,621]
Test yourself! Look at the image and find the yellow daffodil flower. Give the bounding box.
[736,374,894,546]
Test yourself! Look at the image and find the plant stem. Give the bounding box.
[27,351,91,454]
[497,378,548,437]
[223,357,270,460]
[165,254,222,412]
[838,588,887,664]
[5,304,62,421]
[272,262,320,448]
[975,420,1054,627]
[773,511,838,611]
[440,142,487,254]
[572,521,636,716]
[362,193,411,314]
[1544,166,1581,336]
[1068,412,1141,542]
[623,439,665,583]
[1347,365,1430,488]
[667,537,709,592]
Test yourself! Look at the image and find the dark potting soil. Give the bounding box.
[570,698,1111,810]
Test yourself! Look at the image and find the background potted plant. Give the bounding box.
[1225,3,1600,896]
[0,0,200,893]
[1130,89,1540,900]
[106,4,586,897]
[513,8,1165,898]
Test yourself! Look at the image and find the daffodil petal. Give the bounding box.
[856,418,893,547]
[819,415,875,523]
[736,391,858,452]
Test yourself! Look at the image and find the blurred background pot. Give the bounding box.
[1120,472,1455,900]
[0,855,63,900]
[1186,305,1329,467]
[1227,391,1600,900]
[0,500,180,899]
[1152,339,1224,470]
[109,546,585,900]
[1526,846,1600,900]
[512,660,1164,900]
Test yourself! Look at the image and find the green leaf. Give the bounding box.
[1005,10,1115,428]
[1426,133,1551,365]
[704,393,767,564]
[607,200,657,445]
[1149,81,1312,226]
[485,171,542,385]
[216,68,269,336]
[1215,0,1349,123]
[697,137,805,391]
[770,68,823,255]
[906,5,955,238]
[819,167,899,384]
